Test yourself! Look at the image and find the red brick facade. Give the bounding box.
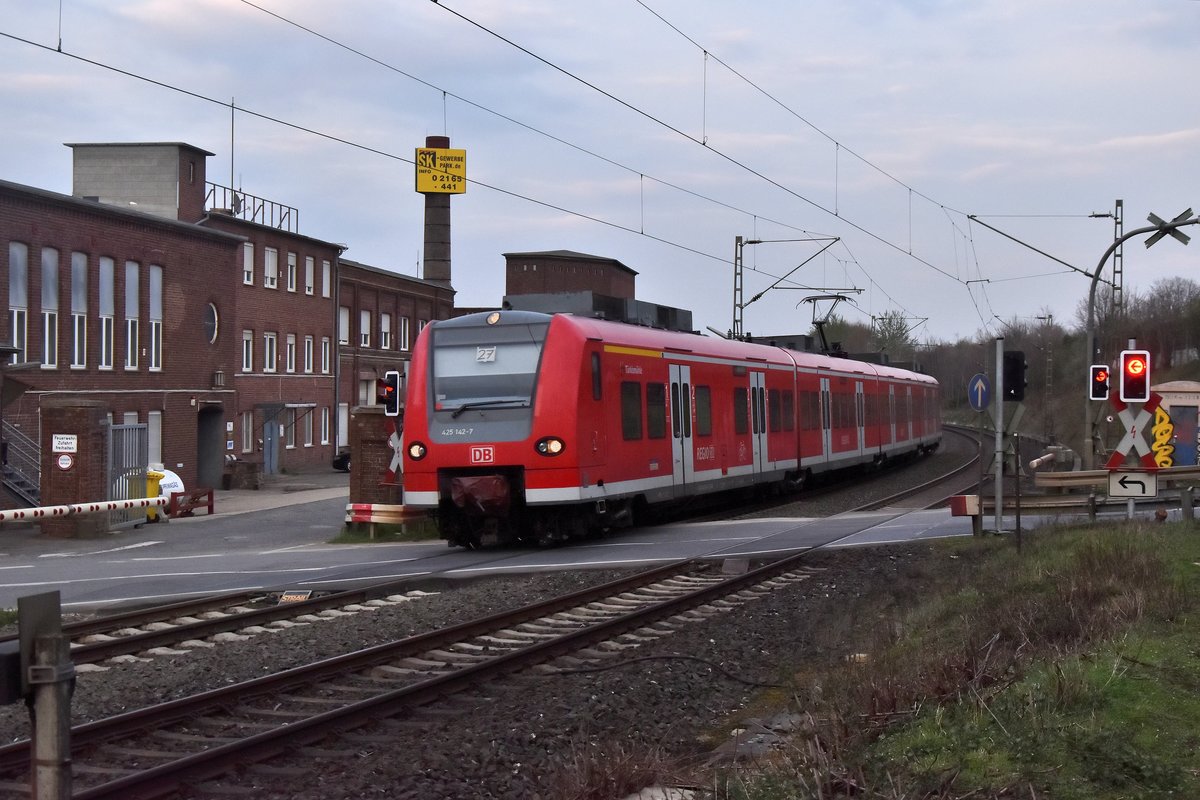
[0,142,454,508]
[503,250,636,299]
[336,259,454,434]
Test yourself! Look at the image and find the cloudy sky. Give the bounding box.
[2,0,1197,343]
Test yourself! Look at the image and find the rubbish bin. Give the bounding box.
[146,469,165,522]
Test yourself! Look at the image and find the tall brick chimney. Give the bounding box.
[421,135,453,289]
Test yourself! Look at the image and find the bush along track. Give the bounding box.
[715,521,1200,800]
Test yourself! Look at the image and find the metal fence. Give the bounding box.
[107,423,148,528]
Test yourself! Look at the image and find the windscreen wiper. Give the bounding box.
[450,399,529,419]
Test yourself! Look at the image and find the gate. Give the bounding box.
[108,422,148,528]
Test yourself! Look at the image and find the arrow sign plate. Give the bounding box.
[967,373,990,412]
[1107,470,1159,499]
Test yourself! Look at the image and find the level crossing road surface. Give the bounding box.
[0,485,1076,612]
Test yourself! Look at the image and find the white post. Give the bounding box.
[995,337,1004,532]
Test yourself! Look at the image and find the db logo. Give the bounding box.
[470,446,495,464]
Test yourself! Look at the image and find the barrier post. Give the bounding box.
[1182,486,1195,522]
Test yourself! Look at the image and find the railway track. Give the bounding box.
[0,585,436,668]
[0,556,823,798]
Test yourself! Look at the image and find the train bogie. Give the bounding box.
[401,310,941,547]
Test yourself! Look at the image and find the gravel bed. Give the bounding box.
[0,446,972,797]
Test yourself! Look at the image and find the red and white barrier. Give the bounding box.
[0,496,168,524]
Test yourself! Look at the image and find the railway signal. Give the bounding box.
[1002,350,1027,401]
[1118,350,1150,403]
[380,370,402,416]
[1088,364,1110,401]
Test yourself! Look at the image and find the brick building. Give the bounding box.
[336,259,453,440]
[0,141,453,507]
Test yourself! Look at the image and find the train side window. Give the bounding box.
[768,389,782,433]
[782,390,794,432]
[694,385,712,436]
[671,383,681,438]
[733,387,749,435]
[646,382,666,439]
[682,383,691,439]
[591,353,602,401]
[621,381,643,440]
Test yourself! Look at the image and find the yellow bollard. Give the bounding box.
[146,470,165,521]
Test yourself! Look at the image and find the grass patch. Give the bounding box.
[714,522,1200,799]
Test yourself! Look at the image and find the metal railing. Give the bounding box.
[2,421,40,505]
[205,183,299,233]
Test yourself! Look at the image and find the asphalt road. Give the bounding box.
[0,489,993,612]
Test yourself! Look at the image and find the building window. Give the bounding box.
[359,310,371,348]
[285,408,296,449]
[399,316,411,351]
[263,332,277,372]
[338,306,350,344]
[8,242,28,365]
[242,330,253,372]
[264,247,278,289]
[148,410,162,466]
[321,337,331,374]
[241,410,254,454]
[124,260,139,370]
[242,242,254,285]
[286,252,297,292]
[303,410,313,447]
[304,335,314,373]
[41,247,58,369]
[322,260,331,298]
[70,251,87,368]
[305,256,314,295]
[320,407,330,445]
[99,256,114,369]
[149,264,163,371]
[381,313,392,350]
[286,333,296,373]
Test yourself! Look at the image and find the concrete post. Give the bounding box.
[1182,486,1195,522]
[29,634,73,800]
[422,135,453,289]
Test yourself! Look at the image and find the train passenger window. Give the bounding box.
[750,388,761,434]
[694,386,712,436]
[670,383,681,438]
[768,389,782,433]
[682,384,691,439]
[621,381,643,440]
[733,387,749,435]
[591,353,602,401]
[782,390,794,432]
[646,383,666,439]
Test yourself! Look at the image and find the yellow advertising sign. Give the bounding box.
[415,147,466,194]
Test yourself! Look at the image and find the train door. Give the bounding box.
[669,364,693,488]
[888,384,897,447]
[819,376,832,460]
[855,381,865,458]
[750,371,768,473]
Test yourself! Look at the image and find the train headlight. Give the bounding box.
[535,437,565,456]
[407,442,427,461]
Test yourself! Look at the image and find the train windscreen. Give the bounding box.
[430,321,548,412]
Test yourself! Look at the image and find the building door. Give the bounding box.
[262,412,281,475]
[196,406,224,487]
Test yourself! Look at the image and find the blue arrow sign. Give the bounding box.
[968,373,991,412]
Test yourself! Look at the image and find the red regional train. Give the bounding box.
[401,310,941,548]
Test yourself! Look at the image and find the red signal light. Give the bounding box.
[1088,364,1110,401]
[1118,349,1150,403]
